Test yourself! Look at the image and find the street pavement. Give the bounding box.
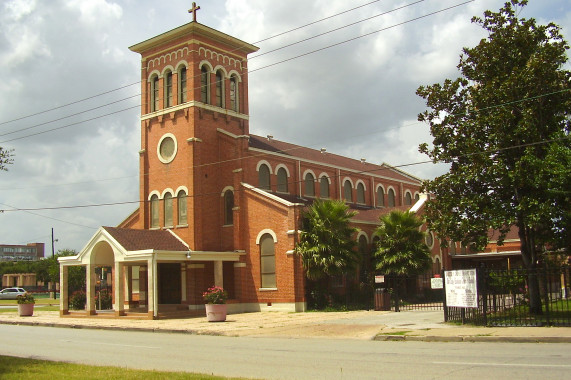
[0,308,570,343]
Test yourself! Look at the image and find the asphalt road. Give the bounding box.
[1,324,570,379]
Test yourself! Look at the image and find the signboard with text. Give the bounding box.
[444,269,478,308]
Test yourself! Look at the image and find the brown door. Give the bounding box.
[158,263,181,304]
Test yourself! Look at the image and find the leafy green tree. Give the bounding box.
[295,199,358,280]
[373,210,431,276]
[416,0,570,314]
[0,147,13,171]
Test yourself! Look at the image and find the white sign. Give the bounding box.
[444,269,478,308]
[374,275,385,283]
[431,277,443,289]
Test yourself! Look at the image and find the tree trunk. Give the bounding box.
[527,270,542,315]
[517,221,543,314]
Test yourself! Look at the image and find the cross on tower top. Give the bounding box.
[188,2,200,22]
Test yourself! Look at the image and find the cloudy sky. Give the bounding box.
[1,0,569,253]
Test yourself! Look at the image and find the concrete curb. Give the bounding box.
[0,319,226,336]
[373,334,571,343]
[2,320,571,343]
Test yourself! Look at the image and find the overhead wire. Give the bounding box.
[0,0,388,128]
[0,87,567,192]
[1,134,569,213]
[0,0,468,144]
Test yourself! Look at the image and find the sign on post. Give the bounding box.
[430,277,443,289]
[444,269,478,308]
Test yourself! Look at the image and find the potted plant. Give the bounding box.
[16,293,35,317]
[203,286,228,322]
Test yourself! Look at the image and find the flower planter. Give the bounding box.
[18,303,34,317]
[205,304,227,322]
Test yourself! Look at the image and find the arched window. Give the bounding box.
[164,70,173,108]
[304,172,315,197]
[229,75,239,112]
[377,186,385,207]
[150,194,159,228]
[433,257,441,273]
[388,188,396,207]
[151,75,159,112]
[178,66,187,104]
[224,190,234,225]
[258,164,270,190]
[449,241,457,255]
[215,70,224,108]
[343,180,353,202]
[276,167,288,193]
[200,65,210,104]
[260,233,276,288]
[177,190,187,225]
[404,191,412,205]
[414,193,420,202]
[164,192,173,227]
[320,176,329,198]
[372,236,380,251]
[356,182,365,204]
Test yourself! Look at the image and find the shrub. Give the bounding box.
[16,293,35,304]
[96,289,112,310]
[69,290,86,310]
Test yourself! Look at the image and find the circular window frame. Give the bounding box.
[157,133,178,164]
[425,231,434,248]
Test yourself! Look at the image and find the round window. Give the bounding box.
[425,231,434,248]
[157,134,177,163]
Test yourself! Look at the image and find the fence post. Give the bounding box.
[442,269,448,322]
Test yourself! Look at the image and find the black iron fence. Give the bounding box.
[384,271,444,311]
[446,266,571,326]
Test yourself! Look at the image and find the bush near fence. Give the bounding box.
[446,266,571,326]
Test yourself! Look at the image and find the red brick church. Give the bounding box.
[58,6,450,319]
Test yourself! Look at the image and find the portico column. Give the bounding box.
[86,264,96,315]
[147,257,158,319]
[114,261,125,316]
[59,265,69,316]
[214,261,223,288]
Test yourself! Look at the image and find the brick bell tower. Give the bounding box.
[128,4,259,251]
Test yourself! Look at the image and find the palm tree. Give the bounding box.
[374,210,431,311]
[295,199,359,280]
[374,210,431,276]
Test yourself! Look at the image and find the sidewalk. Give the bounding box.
[1,309,570,343]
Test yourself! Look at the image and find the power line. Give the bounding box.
[0,81,140,127]
[0,0,387,127]
[0,86,567,192]
[250,0,425,60]
[0,0,472,144]
[1,135,569,213]
[0,1,421,139]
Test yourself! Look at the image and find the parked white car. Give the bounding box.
[0,287,27,300]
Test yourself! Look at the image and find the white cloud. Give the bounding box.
[65,0,122,26]
[1,0,568,252]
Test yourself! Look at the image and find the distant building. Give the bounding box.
[0,243,44,262]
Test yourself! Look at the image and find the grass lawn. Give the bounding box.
[487,298,571,326]
[0,355,252,380]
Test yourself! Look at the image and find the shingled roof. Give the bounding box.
[102,227,188,252]
[249,134,421,183]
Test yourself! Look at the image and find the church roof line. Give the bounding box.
[248,134,423,185]
[102,227,189,252]
[129,22,259,55]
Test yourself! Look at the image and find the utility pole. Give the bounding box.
[51,228,58,300]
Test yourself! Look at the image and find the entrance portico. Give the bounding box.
[58,227,243,319]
